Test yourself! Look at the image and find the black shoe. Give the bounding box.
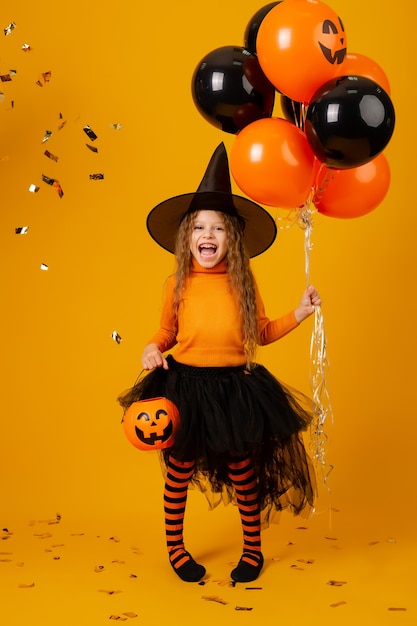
[231,552,264,583]
[170,551,206,582]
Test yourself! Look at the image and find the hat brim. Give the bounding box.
[146,191,277,258]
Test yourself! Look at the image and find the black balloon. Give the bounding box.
[305,75,395,169]
[192,46,275,135]
[244,2,281,55]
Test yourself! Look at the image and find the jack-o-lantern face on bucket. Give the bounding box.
[318,18,346,65]
[123,397,179,451]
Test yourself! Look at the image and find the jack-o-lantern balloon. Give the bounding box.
[256,0,348,103]
[123,397,179,451]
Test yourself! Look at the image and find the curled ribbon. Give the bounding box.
[298,200,334,486]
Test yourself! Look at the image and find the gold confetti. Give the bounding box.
[388,608,407,611]
[86,143,98,153]
[112,331,122,344]
[110,123,122,130]
[18,583,35,588]
[15,226,29,234]
[29,184,40,193]
[330,601,347,608]
[245,587,262,590]
[297,559,315,564]
[235,606,253,611]
[22,43,31,51]
[109,615,127,621]
[217,579,234,587]
[44,150,59,162]
[386,537,397,544]
[327,580,347,587]
[42,130,52,143]
[4,22,16,36]
[1,74,12,82]
[53,180,64,197]
[369,541,380,546]
[324,536,338,541]
[89,173,104,180]
[40,263,49,271]
[202,595,228,605]
[94,565,105,573]
[83,125,98,141]
[99,589,122,595]
[36,71,51,86]
[42,174,55,185]
[42,175,63,197]
[123,613,138,618]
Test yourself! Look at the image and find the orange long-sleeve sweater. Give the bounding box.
[147,258,299,367]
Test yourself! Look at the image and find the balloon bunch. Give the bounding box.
[191,0,395,220]
[192,0,395,484]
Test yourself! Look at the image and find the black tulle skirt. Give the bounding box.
[118,355,317,525]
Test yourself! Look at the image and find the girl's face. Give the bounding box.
[190,210,228,268]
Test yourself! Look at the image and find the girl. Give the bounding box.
[119,143,321,584]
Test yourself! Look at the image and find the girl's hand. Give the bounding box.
[294,286,322,323]
[142,343,169,370]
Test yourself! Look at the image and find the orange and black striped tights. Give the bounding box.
[164,455,264,583]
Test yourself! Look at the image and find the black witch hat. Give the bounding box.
[146,143,277,258]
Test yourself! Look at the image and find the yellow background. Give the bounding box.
[0,0,415,624]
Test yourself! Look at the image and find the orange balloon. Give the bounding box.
[334,52,391,94]
[313,154,391,218]
[257,0,348,103]
[230,117,315,208]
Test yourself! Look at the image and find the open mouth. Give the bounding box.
[135,420,173,444]
[199,244,217,258]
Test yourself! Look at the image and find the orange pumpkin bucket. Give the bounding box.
[123,397,179,451]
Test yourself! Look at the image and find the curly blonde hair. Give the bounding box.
[173,210,259,365]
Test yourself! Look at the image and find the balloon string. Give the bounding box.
[298,199,334,488]
[292,101,306,130]
[312,166,334,206]
[298,202,313,285]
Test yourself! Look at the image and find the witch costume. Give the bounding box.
[118,143,316,528]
